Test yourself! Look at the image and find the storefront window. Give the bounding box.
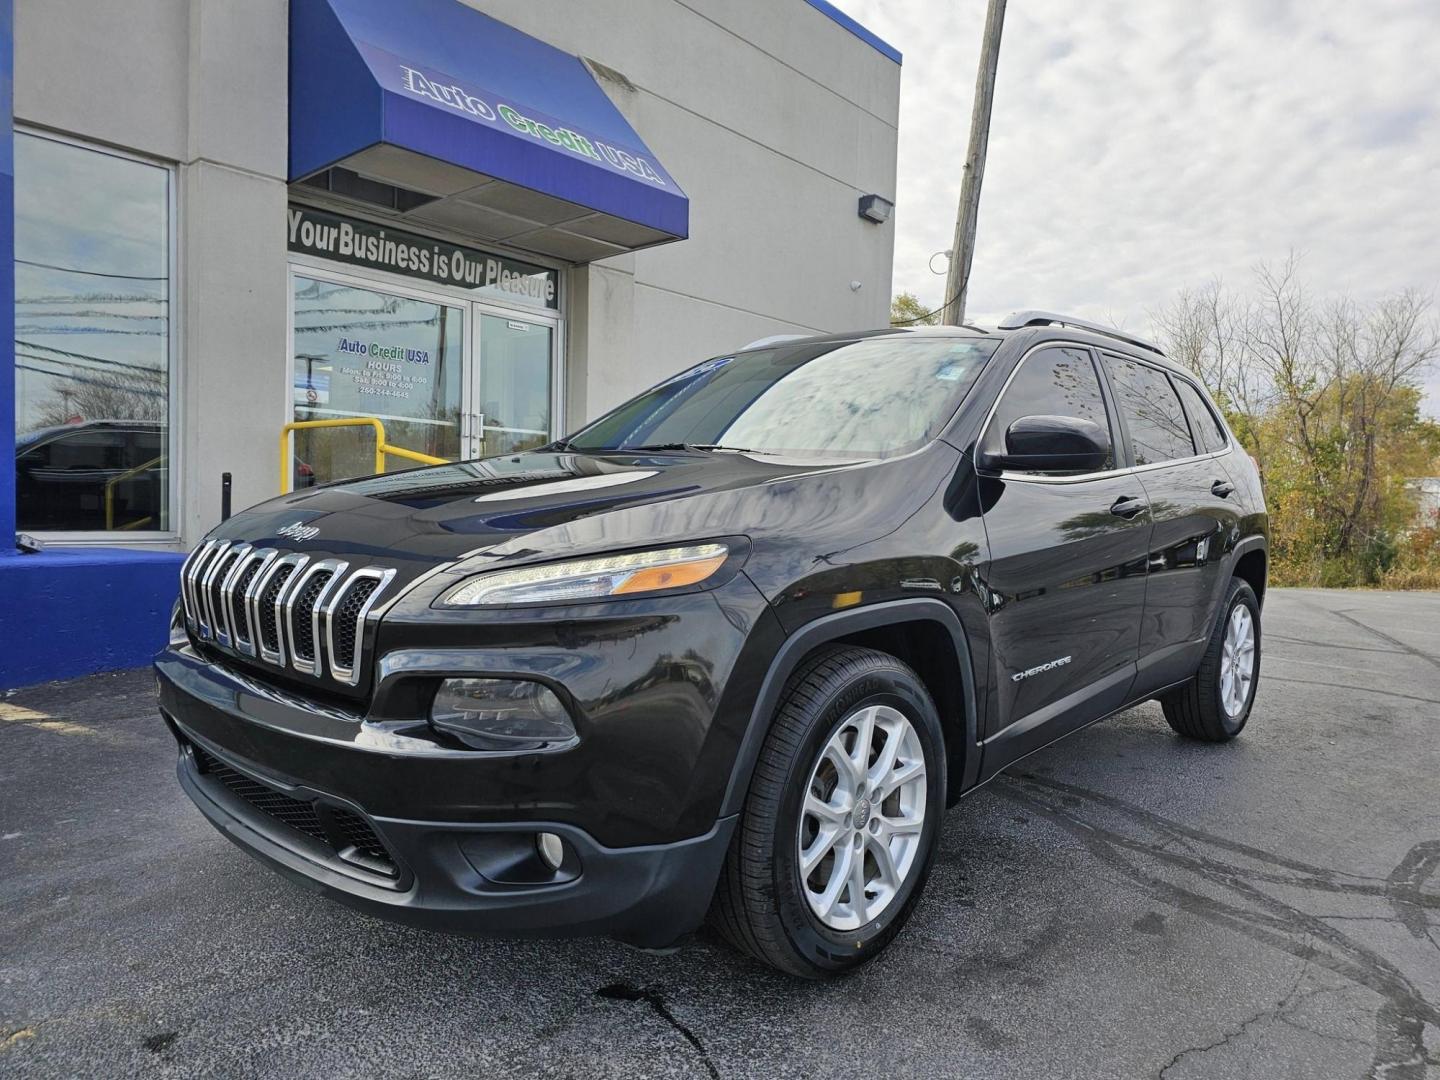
[291,276,462,484]
[13,132,172,532]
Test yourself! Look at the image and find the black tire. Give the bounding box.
[709,645,946,978]
[1161,577,1261,742]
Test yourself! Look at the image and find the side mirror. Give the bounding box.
[982,414,1109,474]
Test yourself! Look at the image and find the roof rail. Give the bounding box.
[997,310,1165,357]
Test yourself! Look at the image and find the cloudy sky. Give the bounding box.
[835,0,1440,415]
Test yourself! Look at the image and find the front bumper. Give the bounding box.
[169,717,734,947]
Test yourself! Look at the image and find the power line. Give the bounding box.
[16,257,166,281]
[17,339,167,376]
[892,264,983,328]
[17,350,163,377]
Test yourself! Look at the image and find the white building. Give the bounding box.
[1,0,901,685]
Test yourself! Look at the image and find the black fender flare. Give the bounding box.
[1228,534,1269,602]
[718,598,980,818]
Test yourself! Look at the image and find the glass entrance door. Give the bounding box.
[292,274,462,485]
[289,266,559,485]
[468,314,555,458]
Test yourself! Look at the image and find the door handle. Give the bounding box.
[1211,479,1235,498]
[1110,495,1148,519]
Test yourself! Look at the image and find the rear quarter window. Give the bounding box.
[1174,379,1229,453]
[1101,355,1196,465]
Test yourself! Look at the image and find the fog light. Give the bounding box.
[430,678,577,752]
[536,832,565,871]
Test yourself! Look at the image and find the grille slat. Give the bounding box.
[290,570,335,664]
[187,541,224,636]
[257,563,299,657]
[329,577,382,672]
[206,551,241,641]
[228,558,266,646]
[191,744,397,879]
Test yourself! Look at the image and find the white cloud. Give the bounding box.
[838,0,1440,416]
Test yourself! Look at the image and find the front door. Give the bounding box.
[466,314,555,459]
[976,345,1152,767]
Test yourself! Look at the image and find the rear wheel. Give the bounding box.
[1161,577,1261,742]
[710,646,946,977]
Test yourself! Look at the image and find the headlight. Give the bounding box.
[440,542,731,607]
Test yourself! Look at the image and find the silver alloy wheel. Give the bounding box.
[797,704,927,931]
[1219,603,1256,718]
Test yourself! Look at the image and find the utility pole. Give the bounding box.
[941,0,1006,326]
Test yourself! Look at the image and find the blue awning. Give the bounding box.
[289,0,688,260]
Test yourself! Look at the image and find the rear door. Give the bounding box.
[976,344,1152,768]
[1098,355,1244,694]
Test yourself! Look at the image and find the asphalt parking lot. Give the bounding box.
[2,587,1438,1079]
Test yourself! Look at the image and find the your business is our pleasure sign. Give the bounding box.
[288,206,559,309]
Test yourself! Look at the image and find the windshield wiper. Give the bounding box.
[620,442,771,454]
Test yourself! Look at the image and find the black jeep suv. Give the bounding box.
[157,312,1267,977]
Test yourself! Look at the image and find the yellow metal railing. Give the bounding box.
[279,417,449,493]
[104,454,164,530]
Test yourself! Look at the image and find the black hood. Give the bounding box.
[210,446,961,580]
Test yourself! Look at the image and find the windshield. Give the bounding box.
[568,336,998,460]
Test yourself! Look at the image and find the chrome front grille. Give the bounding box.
[179,543,396,686]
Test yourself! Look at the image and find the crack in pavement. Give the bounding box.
[1157,958,1318,1078]
[595,983,721,1079]
[997,773,1439,1080]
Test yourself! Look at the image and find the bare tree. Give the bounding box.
[1157,255,1440,572]
[31,369,167,430]
[1152,276,1270,470]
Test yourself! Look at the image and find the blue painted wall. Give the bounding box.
[0,549,184,688]
[1,0,15,548]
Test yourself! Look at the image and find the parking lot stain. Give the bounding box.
[595,982,719,1079]
[1,1027,36,1052]
[142,1031,178,1054]
[1132,911,1167,935]
[961,1015,1014,1050]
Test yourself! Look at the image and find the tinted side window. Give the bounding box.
[1101,356,1196,465]
[1174,379,1228,453]
[984,346,1112,471]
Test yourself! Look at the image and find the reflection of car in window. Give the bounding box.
[15,420,167,531]
[157,317,1269,978]
[15,421,314,532]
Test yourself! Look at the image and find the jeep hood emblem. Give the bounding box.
[277,521,320,542]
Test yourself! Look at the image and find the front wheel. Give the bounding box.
[1161,577,1261,742]
[710,646,946,978]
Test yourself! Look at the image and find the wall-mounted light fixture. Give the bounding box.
[857,194,893,224]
